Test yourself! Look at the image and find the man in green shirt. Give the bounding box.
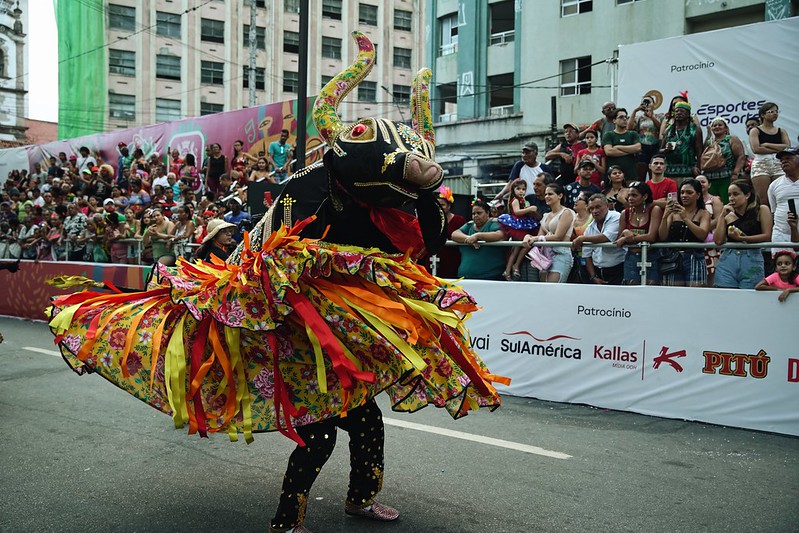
[602,108,641,182]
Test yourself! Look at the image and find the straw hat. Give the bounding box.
[202,218,236,243]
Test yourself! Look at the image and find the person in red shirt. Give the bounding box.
[647,153,677,210]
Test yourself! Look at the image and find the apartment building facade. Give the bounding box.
[57,0,428,137]
[426,0,797,180]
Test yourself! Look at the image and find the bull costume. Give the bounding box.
[47,33,508,532]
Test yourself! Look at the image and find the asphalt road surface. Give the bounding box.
[1,316,797,532]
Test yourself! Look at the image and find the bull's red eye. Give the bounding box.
[351,124,367,137]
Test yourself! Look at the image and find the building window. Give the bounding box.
[488,73,514,114]
[489,1,515,45]
[243,25,266,49]
[201,102,224,116]
[560,56,592,96]
[394,9,412,31]
[108,49,135,77]
[156,98,181,123]
[109,93,135,120]
[243,67,266,90]
[108,4,135,31]
[156,11,181,37]
[284,31,299,54]
[393,47,411,69]
[285,0,300,13]
[321,75,333,90]
[255,0,266,6]
[359,4,378,26]
[393,84,411,104]
[155,54,181,80]
[322,0,342,20]
[358,81,377,102]
[283,71,299,93]
[321,36,342,59]
[561,0,592,16]
[439,14,458,56]
[437,83,458,122]
[617,0,642,3]
[201,61,224,85]
[201,18,224,43]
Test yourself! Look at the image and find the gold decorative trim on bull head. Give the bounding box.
[312,32,436,152]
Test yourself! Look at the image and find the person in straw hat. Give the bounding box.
[194,218,235,261]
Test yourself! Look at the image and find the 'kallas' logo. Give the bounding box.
[594,344,639,370]
[653,346,686,373]
[501,331,581,360]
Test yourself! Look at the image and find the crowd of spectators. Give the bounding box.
[448,97,799,290]
[2,97,797,294]
[0,136,292,264]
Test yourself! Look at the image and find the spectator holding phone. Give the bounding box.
[628,94,662,181]
[713,180,772,289]
[658,179,712,287]
[647,153,678,211]
[769,148,799,251]
[615,181,663,285]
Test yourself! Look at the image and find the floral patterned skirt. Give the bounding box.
[48,222,508,445]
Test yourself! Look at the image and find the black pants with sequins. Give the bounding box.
[270,398,385,530]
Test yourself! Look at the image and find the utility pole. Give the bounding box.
[247,0,257,107]
[295,0,309,169]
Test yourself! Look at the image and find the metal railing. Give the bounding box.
[59,239,201,265]
[437,240,796,284]
[489,30,515,46]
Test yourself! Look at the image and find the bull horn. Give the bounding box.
[411,68,435,144]
[313,31,375,146]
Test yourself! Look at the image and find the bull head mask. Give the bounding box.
[312,32,446,252]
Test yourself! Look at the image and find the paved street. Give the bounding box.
[1,316,797,532]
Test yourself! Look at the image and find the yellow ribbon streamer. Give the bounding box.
[356,306,427,371]
[49,303,83,335]
[164,314,189,429]
[304,322,328,394]
[225,326,253,444]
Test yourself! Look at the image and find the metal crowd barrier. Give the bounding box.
[440,240,798,284]
[62,239,201,265]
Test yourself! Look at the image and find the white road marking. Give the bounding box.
[21,346,570,459]
[382,417,572,459]
[23,346,61,357]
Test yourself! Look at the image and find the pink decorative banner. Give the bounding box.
[21,97,322,176]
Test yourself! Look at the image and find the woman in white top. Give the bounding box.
[749,101,790,208]
[523,183,575,283]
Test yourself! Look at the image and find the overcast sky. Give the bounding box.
[28,0,58,122]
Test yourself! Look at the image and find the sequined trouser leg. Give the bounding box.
[270,398,384,531]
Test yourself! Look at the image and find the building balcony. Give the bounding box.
[489,29,515,46]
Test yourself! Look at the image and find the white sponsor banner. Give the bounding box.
[0,147,30,187]
[618,18,799,149]
[460,281,799,436]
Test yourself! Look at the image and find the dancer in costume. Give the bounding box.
[48,32,508,533]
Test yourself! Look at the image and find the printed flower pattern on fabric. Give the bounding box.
[49,223,507,443]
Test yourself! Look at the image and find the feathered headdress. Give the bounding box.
[438,185,454,204]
